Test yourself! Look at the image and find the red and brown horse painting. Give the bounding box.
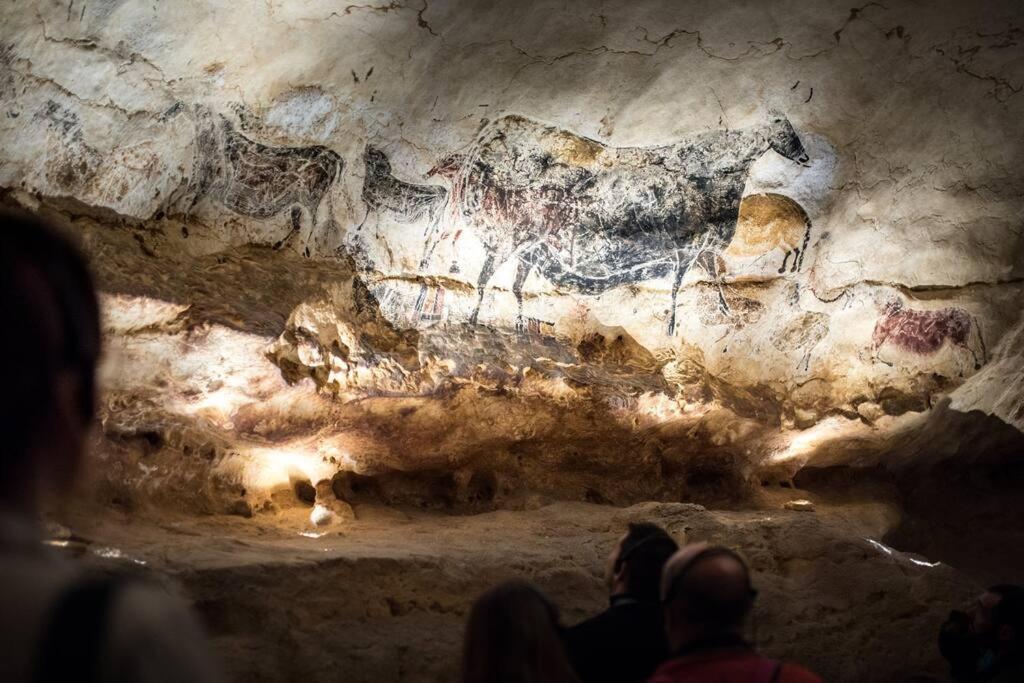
[872,299,987,370]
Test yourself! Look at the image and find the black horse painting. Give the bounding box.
[423,110,810,334]
[181,107,343,256]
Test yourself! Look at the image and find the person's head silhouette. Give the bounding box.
[0,210,100,512]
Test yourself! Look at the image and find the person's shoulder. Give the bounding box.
[780,661,824,683]
[567,607,614,635]
[107,579,224,683]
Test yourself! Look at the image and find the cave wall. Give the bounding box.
[1,0,1022,513]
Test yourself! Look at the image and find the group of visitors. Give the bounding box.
[462,523,822,683]
[0,209,1021,682]
[460,524,1024,683]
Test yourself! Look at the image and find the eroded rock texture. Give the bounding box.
[1,1,1022,515]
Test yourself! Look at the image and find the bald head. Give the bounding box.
[661,544,756,648]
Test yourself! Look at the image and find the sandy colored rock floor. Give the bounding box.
[61,491,976,683]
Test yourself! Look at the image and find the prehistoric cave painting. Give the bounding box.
[724,193,812,273]
[771,311,830,371]
[372,286,405,321]
[525,317,556,336]
[359,146,447,248]
[34,99,102,192]
[422,152,468,271]
[181,107,343,256]
[696,288,765,328]
[413,284,446,322]
[871,299,987,370]
[420,110,810,334]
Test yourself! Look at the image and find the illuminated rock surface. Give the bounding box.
[2,0,1023,680]
[68,499,973,683]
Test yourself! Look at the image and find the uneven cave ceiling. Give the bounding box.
[1,0,1022,517]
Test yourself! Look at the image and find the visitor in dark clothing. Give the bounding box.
[940,584,1024,682]
[565,522,678,683]
[0,210,223,683]
[462,579,579,683]
[649,542,822,683]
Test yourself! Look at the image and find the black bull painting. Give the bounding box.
[403,111,810,334]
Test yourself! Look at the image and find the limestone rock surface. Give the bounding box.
[0,0,1021,515]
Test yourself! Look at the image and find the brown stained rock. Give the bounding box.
[793,407,818,429]
[857,401,885,423]
[293,479,317,505]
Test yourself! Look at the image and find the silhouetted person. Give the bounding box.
[0,210,223,682]
[462,580,579,683]
[565,522,678,682]
[649,543,822,683]
[940,584,1024,682]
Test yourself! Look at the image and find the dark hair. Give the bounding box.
[616,522,678,602]
[0,210,100,481]
[991,585,1024,650]
[462,580,579,683]
[663,547,757,633]
[990,585,1024,602]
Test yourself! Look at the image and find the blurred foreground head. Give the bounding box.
[462,580,579,683]
[660,543,758,650]
[941,584,1024,682]
[0,210,100,509]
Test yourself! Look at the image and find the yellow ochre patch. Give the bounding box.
[725,193,810,258]
[543,130,608,168]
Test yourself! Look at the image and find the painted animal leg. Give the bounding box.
[469,251,497,325]
[419,238,437,271]
[790,247,800,273]
[779,250,792,274]
[796,219,811,271]
[273,206,304,251]
[301,198,324,258]
[419,205,444,270]
[449,229,464,274]
[668,260,685,336]
[872,340,894,367]
[512,258,533,332]
[697,250,730,315]
[355,207,370,232]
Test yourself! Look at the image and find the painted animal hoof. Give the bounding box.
[449,263,460,274]
[272,240,284,250]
